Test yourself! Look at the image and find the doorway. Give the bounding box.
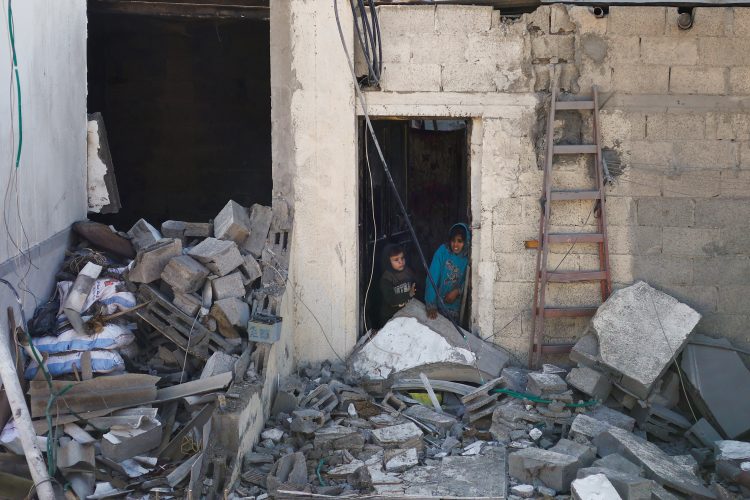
[359,119,471,332]
[87,8,271,228]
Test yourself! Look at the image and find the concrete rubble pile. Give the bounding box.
[0,199,288,498]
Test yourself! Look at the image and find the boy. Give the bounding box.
[425,223,470,322]
[379,244,416,325]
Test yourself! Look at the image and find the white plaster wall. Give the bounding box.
[271,1,359,363]
[0,0,87,310]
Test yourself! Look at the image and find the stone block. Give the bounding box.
[608,6,666,35]
[411,33,469,64]
[441,63,496,92]
[695,199,750,228]
[569,414,611,442]
[526,372,567,397]
[531,35,576,63]
[568,6,606,35]
[508,447,580,491]
[576,468,650,500]
[636,198,694,227]
[570,334,599,367]
[639,37,697,65]
[129,239,182,283]
[593,454,641,477]
[380,63,441,92]
[185,222,212,238]
[587,406,636,432]
[188,238,244,276]
[371,423,424,450]
[550,4,576,33]
[172,292,202,317]
[670,66,727,95]
[566,366,612,401]
[591,281,701,399]
[214,200,251,246]
[376,5,435,34]
[403,405,456,435]
[729,67,750,95]
[127,218,162,252]
[384,448,418,472]
[245,204,273,257]
[662,227,721,257]
[735,7,750,35]
[161,220,186,241]
[685,418,722,449]
[612,65,669,94]
[672,140,737,170]
[571,473,622,500]
[211,298,249,337]
[161,255,209,293]
[435,5,492,33]
[646,113,704,140]
[524,5,550,34]
[240,254,262,285]
[211,271,245,300]
[549,439,596,469]
[465,34,523,65]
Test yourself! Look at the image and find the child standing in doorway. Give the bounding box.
[379,244,417,326]
[425,223,471,322]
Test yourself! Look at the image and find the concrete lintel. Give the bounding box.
[602,93,750,113]
[359,91,540,118]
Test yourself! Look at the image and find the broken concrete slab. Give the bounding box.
[200,351,238,379]
[527,372,568,397]
[350,300,510,383]
[240,254,262,285]
[631,403,691,442]
[313,425,365,451]
[210,298,249,338]
[245,204,273,258]
[127,218,162,252]
[403,405,456,435]
[593,426,714,498]
[290,409,326,435]
[211,271,245,300]
[101,416,162,462]
[461,377,503,423]
[586,405,636,432]
[266,452,309,496]
[571,473,622,500]
[570,333,600,368]
[511,484,535,498]
[384,448,418,472]
[566,366,612,401]
[214,200,252,246]
[129,239,182,283]
[300,384,338,413]
[549,438,596,469]
[188,238,244,277]
[509,447,580,491]
[681,334,750,439]
[593,454,642,478]
[577,467,651,500]
[371,422,424,450]
[569,414,613,443]
[685,418,722,449]
[161,255,209,293]
[161,220,187,241]
[592,281,701,400]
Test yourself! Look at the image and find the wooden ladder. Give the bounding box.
[528,84,612,368]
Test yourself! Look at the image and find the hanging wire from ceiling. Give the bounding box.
[349,0,382,86]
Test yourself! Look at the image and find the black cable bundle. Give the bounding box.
[350,0,382,86]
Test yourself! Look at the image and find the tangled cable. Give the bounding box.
[349,0,382,86]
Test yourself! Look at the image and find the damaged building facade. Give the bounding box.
[1,0,750,496]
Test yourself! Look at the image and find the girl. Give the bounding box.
[425,223,470,322]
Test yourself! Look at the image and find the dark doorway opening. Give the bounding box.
[87,11,271,229]
[360,119,471,333]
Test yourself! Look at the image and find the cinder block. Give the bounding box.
[729,68,750,95]
[637,198,694,227]
[549,439,597,469]
[608,225,662,255]
[214,200,251,246]
[606,35,641,65]
[524,5,551,34]
[667,7,729,36]
[646,113,705,141]
[493,224,538,253]
[127,219,162,252]
[492,282,535,311]
[722,228,750,256]
[604,197,636,226]
[612,65,669,94]
[442,63,496,92]
[657,285,719,313]
[741,142,750,168]
[697,37,750,67]
[718,285,750,313]
[663,170,721,199]
[568,6,607,35]
[551,4,576,34]
[129,239,182,283]
[466,35,523,65]
[376,5,435,34]
[240,254,262,285]
[673,140,737,170]
[173,292,202,317]
[435,5,492,33]
[576,467,651,500]
[189,238,244,276]
[669,66,727,95]
[694,199,750,228]
[693,256,750,285]
[411,34,469,64]
[662,227,721,256]
[640,37,697,65]
[161,220,187,241]
[600,111,646,142]
[527,372,567,396]
[608,6,666,35]
[380,63,440,92]
[161,255,210,293]
[734,7,750,35]
[245,204,272,258]
[632,255,693,286]
[531,36,576,63]
[508,448,580,491]
[566,366,612,401]
[211,271,246,300]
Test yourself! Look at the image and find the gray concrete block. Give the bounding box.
[161,220,187,241]
[695,199,750,228]
[371,423,424,449]
[570,333,600,368]
[435,5,492,33]
[212,297,249,327]
[670,66,727,95]
[441,63,496,92]
[214,200,251,246]
[527,373,567,397]
[571,473,623,500]
[608,6,666,35]
[549,439,596,469]
[592,282,700,400]
[672,140,737,170]
[645,112,704,140]
[636,198,694,228]
[566,366,612,401]
[729,67,750,95]
[188,238,244,276]
[376,5,436,34]
[693,256,750,285]
[127,218,162,252]
[211,271,245,300]
[569,414,611,443]
[509,447,580,492]
[632,255,693,286]
[381,63,441,92]
[172,292,202,317]
[576,467,650,500]
[612,65,669,94]
[245,204,273,258]
[240,254,262,286]
[129,239,182,283]
[640,37,698,66]
[587,406,636,432]
[161,255,209,293]
[662,227,721,257]
[593,454,641,477]
[184,222,212,238]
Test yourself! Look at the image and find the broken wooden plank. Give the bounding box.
[419,373,443,414]
[154,371,232,403]
[167,452,202,487]
[159,404,215,460]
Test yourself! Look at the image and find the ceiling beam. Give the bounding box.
[88,0,269,20]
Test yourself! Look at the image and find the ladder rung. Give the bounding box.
[549,190,601,201]
[546,271,607,283]
[548,233,604,244]
[534,343,576,354]
[543,307,598,318]
[556,100,595,110]
[553,145,598,154]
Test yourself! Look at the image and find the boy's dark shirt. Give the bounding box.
[379,267,416,324]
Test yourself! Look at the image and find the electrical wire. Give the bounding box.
[6,0,20,169]
[361,134,378,332]
[349,0,382,86]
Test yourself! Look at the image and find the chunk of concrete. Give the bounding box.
[371,422,424,450]
[549,439,596,469]
[577,467,651,500]
[240,254,262,285]
[129,239,182,283]
[161,220,187,241]
[313,425,365,451]
[509,447,580,491]
[200,351,238,379]
[101,416,161,462]
[511,484,535,498]
[172,292,202,317]
[403,405,456,435]
[593,426,713,498]
[127,218,162,252]
[592,281,701,400]
[570,333,600,368]
[211,271,245,300]
[266,452,309,496]
[593,454,641,478]
[161,255,209,293]
[188,238,244,277]
[185,222,212,238]
[569,414,611,442]
[290,409,326,435]
[214,200,252,246]
[681,335,750,439]
[631,403,691,442]
[245,204,273,258]
[384,448,418,472]
[351,300,510,383]
[527,372,567,396]
[210,298,249,338]
[567,366,612,401]
[587,406,636,432]
[571,473,622,500]
[685,418,722,449]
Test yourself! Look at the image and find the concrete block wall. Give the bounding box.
[361,4,750,362]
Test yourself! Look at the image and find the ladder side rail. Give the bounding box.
[592,86,613,299]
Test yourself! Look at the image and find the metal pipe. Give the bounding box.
[593,6,606,17]
[678,11,693,29]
